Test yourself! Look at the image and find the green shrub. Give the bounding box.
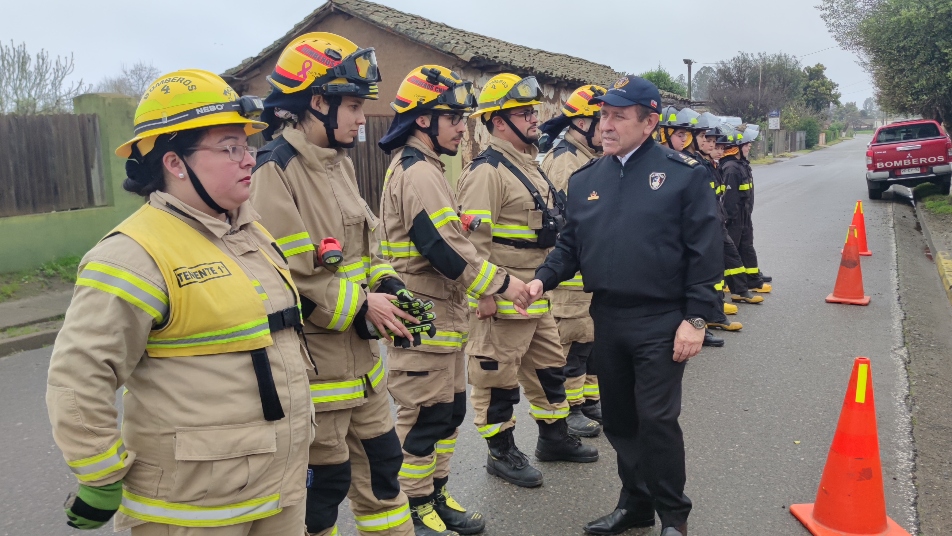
[799,117,821,148]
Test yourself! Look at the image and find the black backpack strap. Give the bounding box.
[553,142,577,159]
[253,136,298,174]
[484,147,563,213]
[399,146,426,171]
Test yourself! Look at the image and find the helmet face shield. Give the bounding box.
[333,48,381,84]
[509,76,542,103]
[437,81,477,109]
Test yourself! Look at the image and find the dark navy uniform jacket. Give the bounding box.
[535,137,723,321]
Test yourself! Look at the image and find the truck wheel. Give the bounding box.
[868,185,884,200]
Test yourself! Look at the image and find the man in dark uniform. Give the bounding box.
[528,76,722,536]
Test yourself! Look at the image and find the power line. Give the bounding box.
[797,45,839,58]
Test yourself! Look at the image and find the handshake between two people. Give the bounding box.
[473,277,547,320]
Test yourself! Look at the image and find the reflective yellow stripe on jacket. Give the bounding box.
[275,231,315,257]
[558,274,584,288]
[146,318,271,351]
[461,210,492,229]
[380,241,421,258]
[338,257,370,284]
[496,299,549,316]
[466,260,498,299]
[367,263,398,288]
[492,224,537,240]
[429,207,460,229]
[120,490,281,527]
[76,263,169,323]
[327,279,361,331]
[310,358,384,404]
[66,438,128,482]
[421,330,465,350]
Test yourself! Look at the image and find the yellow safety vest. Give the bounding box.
[111,205,295,357]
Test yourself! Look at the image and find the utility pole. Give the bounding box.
[683,59,695,101]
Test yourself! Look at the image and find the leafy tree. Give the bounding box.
[707,52,806,121]
[862,96,878,116]
[96,62,161,98]
[832,101,862,128]
[692,65,715,101]
[800,116,821,148]
[638,65,687,98]
[0,41,88,114]
[819,0,952,129]
[802,63,841,112]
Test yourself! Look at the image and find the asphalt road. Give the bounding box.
[0,137,919,535]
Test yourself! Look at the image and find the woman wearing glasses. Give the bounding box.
[250,33,423,536]
[46,69,314,535]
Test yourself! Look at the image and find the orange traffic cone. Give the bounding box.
[790,357,910,536]
[826,225,871,305]
[851,200,873,256]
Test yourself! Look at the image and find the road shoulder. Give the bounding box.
[894,201,952,534]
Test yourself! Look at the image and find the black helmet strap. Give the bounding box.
[498,112,535,147]
[308,94,356,149]
[569,117,601,153]
[181,157,227,214]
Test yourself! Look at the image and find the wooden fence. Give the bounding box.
[0,114,105,218]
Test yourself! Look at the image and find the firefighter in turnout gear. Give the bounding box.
[538,85,607,435]
[377,65,531,536]
[250,33,416,536]
[692,114,744,333]
[456,73,599,489]
[720,126,769,304]
[47,69,314,535]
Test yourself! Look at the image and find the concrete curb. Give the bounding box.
[0,326,60,358]
[913,201,952,305]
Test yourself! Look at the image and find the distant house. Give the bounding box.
[223,0,690,209]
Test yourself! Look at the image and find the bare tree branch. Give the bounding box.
[0,41,89,114]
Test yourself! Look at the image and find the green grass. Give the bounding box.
[749,157,777,165]
[0,325,40,338]
[913,183,945,199]
[921,196,952,215]
[0,256,80,303]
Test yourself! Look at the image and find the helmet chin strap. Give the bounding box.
[308,95,357,149]
[570,118,602,152]
[427,115,449,156]
[498,113,536,147]
[181,158,227,214]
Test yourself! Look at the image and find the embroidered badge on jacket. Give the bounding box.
[588,191,599,200]
[649,172,666,190]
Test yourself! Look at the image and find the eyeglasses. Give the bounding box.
[506,109,539,122]
[436,112,469,126]
[195,145,257,162]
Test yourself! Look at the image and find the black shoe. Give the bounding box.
[660,523,688,536]
[410,501,459,536]
[535,419,599,463]
[486,429,544,487]
[567,405,602,437]
[434,486,485,535]
[583,508,655,535]
[581,399,602,424]
[703,330,724,347]
[761,274,772,283]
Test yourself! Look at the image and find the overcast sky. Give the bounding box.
[2,0,874,107]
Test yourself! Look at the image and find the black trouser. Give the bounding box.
[726,211,764,289]
[722,222,748,295]
[590,303,692,528]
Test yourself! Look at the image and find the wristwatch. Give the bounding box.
[685,317,706,330]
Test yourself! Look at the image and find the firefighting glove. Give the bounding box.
[391,289,434,318]
[392,321,438,349]
[64,481,122,529]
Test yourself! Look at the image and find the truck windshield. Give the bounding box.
[874,123,942,144]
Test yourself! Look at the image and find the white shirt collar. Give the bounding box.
[616,143,642,166]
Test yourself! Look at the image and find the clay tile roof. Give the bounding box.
[224,0,610,86]
[223,0,689,102]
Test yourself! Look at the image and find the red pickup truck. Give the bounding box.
[866,119,952,199]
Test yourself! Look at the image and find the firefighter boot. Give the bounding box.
[566,405,602,437]
[731,291,764,304]
[535,419,599,463]
[724,302,738,315]
[486,429,544,488]
[761,274,773,283]
[581,399,602,424]
[708,320,743,332]
[702,330,725,347]
[750,283,772,293]
[434,485,485,535]
[410,500,458,536]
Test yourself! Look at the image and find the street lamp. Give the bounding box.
[683,59,695,101]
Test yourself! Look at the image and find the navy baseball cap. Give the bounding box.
[589,76,662,113]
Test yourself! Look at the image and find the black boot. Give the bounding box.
[581,399,602,424]
[567,405,602,437]
[535,419,599,463]
[761,274,772,283]
[486,429,544,487]
[703,330,724,347]
[410,499,459,536]
[433,483,485,535]
[583,508,655,535]
[660,523,688,536]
